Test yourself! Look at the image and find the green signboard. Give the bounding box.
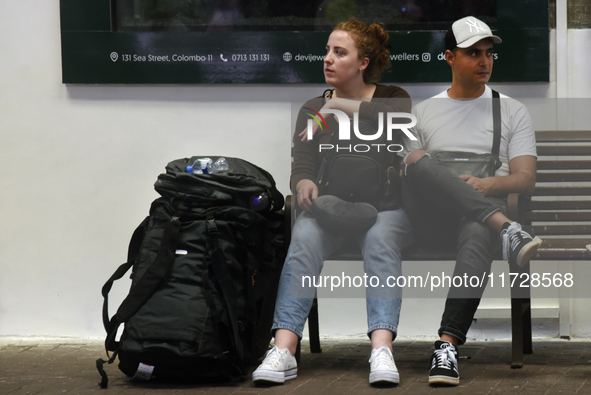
[60,0,549,84]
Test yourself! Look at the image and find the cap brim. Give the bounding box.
[457,34,502,48]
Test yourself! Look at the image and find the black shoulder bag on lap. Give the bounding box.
[434,90,502,178]
[315,119,400,211]
[313,118,398,234]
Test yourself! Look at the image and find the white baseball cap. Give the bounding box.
[445,16,502,50]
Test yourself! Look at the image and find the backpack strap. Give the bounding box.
[96,217,149,388]
[204,213,263,366]
[97,216,181,388]
[106,217,181,346]
[100,216,149,337]
[491,90,502,171]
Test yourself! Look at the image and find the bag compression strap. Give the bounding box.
[491,90,502,171]
[97,216,181,388]
[206,217,246,361]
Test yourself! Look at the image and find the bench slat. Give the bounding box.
[537,238,591,247]
[537,145,591,156]
[533,186,591,196]
[528,200,591,210]
[535,248,590,260]
[537,160,591,170]
[532,224,591,236]
[535,130,591,142]
[527,211,591,221]
[536,172,591,182]
[320,242,590,263]
[331,246,472,261]
[535,238,591,260]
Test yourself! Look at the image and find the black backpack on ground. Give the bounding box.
[316,119,402,211]
[96,156,285,388]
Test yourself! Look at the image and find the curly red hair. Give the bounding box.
[333,18,391,83]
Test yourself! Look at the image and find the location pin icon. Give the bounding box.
[110,52,119,62]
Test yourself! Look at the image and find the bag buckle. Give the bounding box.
[206,218,217,235]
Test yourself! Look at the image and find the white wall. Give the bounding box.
[0,2,589,339]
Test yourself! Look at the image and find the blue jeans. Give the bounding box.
[402,154,506,345]
[272,208,414,339]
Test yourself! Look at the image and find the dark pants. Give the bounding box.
[402,154,506,345]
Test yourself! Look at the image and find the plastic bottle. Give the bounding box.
[186,157,229,174]
[186,158,212,174]
[249,192,274,212]
[210,157,229,173]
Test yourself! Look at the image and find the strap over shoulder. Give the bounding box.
[491,89,502,171]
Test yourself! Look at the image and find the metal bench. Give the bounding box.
[284,130,591,368]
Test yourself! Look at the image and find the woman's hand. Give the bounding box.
[298,118,322,142]
[405,149,427,165]
[298,97,366,142]
[296,179,319,212]
[298,97,334,142]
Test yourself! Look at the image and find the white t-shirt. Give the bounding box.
[402,85,537,177]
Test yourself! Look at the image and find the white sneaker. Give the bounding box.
[252,346,297,384]
[369,345,400,384]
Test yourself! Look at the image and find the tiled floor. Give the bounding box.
[1,337,590,394]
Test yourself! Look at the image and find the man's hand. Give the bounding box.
[296,179,318,212]
[459,156,537,197]
[459,175,493,196]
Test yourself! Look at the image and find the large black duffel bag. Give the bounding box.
[96,157,285,388]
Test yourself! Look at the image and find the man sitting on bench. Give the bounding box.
[400,16,543,386]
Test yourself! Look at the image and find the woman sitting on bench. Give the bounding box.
[252,18,414,386]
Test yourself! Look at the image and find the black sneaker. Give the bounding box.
[429,341,459,386]
[501,222,543,267]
